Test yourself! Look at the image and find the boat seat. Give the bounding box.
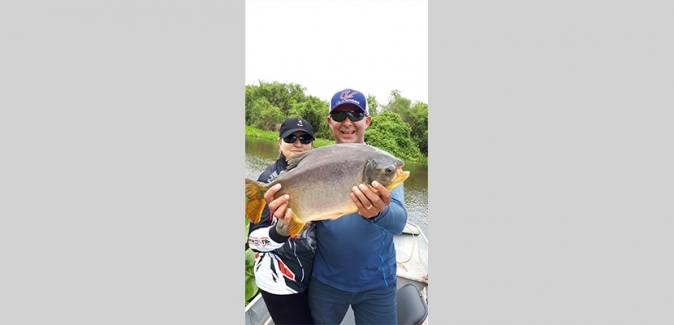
[396,284,428,325]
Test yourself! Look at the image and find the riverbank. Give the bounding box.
[245,125,335,148]
[245,125,427,166]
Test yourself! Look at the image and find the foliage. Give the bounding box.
[381,90,428,156]
[247,97,285,131]
[245,120,420,164]
[245,81,428,166]
[245,125,280,141]
[246,81,307,121]
[365,111,423,162]
[245,210,258,306]
[288,95,333,140]
[245,216,250,247]
[245,247,258,305]
[245,125,334,148]
[366,94,379,117]
[407,102,429,155]
[382,89,412,115]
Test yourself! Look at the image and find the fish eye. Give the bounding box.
[386,167,393,174]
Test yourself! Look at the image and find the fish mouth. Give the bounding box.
[387,167,410,189]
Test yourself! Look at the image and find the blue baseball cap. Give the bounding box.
[329,89,368,115]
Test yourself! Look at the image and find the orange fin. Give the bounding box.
[245,178,267,224]
[286,211,307,237]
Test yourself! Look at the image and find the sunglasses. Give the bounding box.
[282,134,313,144]
[329,110,366,122]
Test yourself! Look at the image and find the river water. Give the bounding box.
[244,137,428,238]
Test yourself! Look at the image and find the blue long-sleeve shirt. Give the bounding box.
[311,184,407,292]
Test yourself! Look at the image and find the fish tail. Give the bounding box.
[245,178,267,224]
[286,211,307,237]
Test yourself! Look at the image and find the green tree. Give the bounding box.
[248,97,284,131]
[251,81,306,117]
[365,111,422,161]
[288,95,333,140]
[245,84,257,123]
[407,102,428,155]
[381,90,428,156]
[382,90,412,116]
[366,94,379,117]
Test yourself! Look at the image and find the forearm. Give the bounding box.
[371,185,408,234]
[248,227,289,252]
[247,204,290,251]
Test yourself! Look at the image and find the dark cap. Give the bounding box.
[279,118,315,139]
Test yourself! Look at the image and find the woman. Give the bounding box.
[247,117,317,325]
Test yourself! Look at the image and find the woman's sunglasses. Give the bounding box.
[282,134,313,144]
[329,110,366,122]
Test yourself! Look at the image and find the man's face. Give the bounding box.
[327,103,371,144]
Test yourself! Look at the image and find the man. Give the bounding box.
[266,89,408,325]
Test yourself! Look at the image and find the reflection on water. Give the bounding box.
[245,137,428,238]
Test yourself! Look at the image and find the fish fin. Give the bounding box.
[286,211,307,237]
[245,178,267,224]
[285,151,310,172]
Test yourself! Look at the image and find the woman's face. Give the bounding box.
[278,131,313,158]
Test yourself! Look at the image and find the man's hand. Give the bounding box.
[351,181,391,219]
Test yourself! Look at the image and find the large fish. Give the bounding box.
[245,143,410,237]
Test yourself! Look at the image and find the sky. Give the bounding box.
[245,0,428,107]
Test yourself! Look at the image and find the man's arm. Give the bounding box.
[369,185,407,234]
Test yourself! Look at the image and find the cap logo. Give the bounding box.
[297,120,303,126]
[334,89,364,110]
[340,89,359,100]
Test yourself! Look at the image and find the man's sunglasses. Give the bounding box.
[329,110,366,122]
[282,134,313,144]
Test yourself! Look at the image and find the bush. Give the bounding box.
[365,111,422,162]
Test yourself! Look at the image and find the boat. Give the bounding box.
[245,221,429,325]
